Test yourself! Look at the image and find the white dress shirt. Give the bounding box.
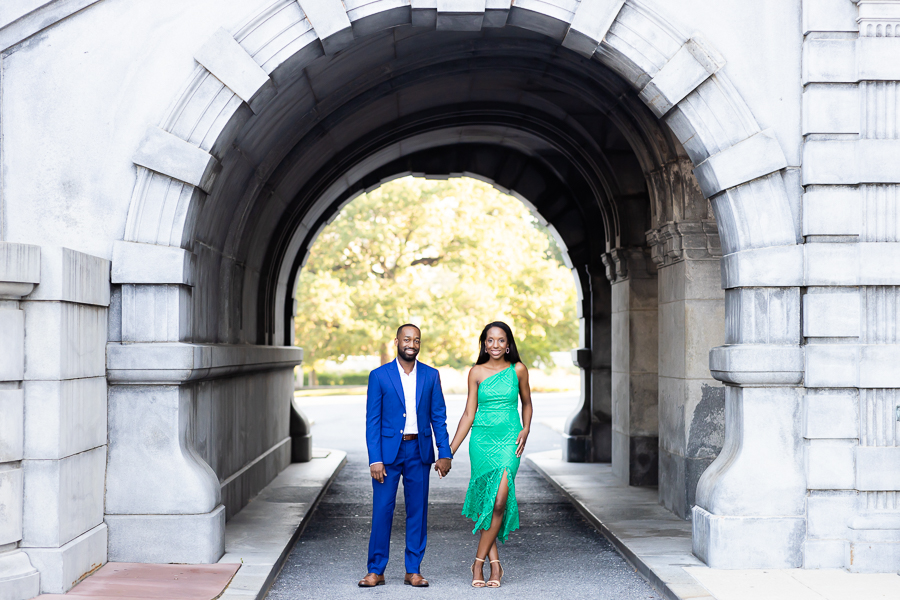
[396,358,418,435]
[370,359,420,466]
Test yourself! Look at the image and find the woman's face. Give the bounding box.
[484,327,508,360]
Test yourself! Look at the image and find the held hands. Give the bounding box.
[515,428,530,458]
[433,458,452,478]
[370,463,386,484]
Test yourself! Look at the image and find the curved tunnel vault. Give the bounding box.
[109,0,804,571]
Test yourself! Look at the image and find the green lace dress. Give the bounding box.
[462,363,522,543]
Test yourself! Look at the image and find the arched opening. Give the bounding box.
[107,0,801,570]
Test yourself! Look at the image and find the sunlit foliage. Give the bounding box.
[294,177,578,370]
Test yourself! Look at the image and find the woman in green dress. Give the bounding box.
[448,321,533,588]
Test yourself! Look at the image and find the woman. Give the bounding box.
[447,321,534,588]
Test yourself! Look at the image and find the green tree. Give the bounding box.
[295,176,578,372]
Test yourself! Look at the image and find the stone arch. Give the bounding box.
[110,0,803,570]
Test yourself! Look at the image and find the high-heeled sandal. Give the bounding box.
[486,560,504,588]
[471,557,486,588]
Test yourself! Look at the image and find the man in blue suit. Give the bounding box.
[358,324,453,588]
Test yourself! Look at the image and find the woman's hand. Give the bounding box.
[515,428,530,457]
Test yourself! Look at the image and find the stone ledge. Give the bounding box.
[217,450,346,599]
[709,344,804,386]
[0,242,40,298]
[525,451,712,600]
[107,343,303,384]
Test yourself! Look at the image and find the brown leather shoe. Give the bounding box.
[358,573,385,587]
[404,573,429,587]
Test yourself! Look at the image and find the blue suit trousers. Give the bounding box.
[367,439,430,574]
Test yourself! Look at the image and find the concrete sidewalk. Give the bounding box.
[525,450,900,600]
[217,448,346,599]
[33,449,345,600]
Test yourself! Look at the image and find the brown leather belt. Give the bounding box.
[402,433,418,441]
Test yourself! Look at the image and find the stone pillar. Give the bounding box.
[18,248,110,594]
[795,0,900,572]
[564,265,611,463]
[604,248,659,486]
[106,241,302,561]
[589,265,613,462]
[0,243,41,600]
[106,241,225,563]
[647,222,725,519]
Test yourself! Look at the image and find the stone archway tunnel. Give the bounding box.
[2,0,899,597]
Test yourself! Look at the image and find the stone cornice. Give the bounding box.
[107,343,303,384]
[646,221,722,267]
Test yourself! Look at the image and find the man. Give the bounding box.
[358,324,453,588]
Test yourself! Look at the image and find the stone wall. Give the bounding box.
[607,249,660,487]
[0,244,110,596]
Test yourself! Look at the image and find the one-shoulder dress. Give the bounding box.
[461,363,522,543]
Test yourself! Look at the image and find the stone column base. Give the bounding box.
[692,506,804,568]
[0,550,40,600]
[106,505,225,564]
[562,434,592,463]
[23,523,106,593]
[848,514,900,572]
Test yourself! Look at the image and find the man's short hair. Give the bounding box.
[396,323,421,339]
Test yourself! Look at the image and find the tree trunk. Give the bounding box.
[380,342,391,365]
[309,369,317,386]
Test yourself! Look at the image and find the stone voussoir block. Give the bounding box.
[194,28,275,113]
[693,129,788,199]
[132,126,220,193]
[298,0,353,54]
[562,0,625,58]
[639,38,724,118]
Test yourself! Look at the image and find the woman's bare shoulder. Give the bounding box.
[514,361,528,375]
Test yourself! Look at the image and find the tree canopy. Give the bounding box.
[294,176,578,371]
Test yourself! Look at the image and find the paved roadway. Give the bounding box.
[266,392,663,600]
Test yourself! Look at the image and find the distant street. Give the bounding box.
[265,392,663,599]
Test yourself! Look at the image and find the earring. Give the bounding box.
[506,347,510,354]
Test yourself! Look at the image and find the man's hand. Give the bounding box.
[434,458,452,478]
[370,463,386,483]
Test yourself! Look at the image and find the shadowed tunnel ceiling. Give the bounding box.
[187,24,691,345]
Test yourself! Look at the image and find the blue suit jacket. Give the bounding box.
[366,360,452,466]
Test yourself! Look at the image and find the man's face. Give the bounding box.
[395,327,421,361]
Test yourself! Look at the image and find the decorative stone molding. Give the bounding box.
[645,221,721,267]
[0,243,40,298]
[600,247,655,283]
[106,342,303,384]
[856,0,900,37]
[709,344,804,386]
